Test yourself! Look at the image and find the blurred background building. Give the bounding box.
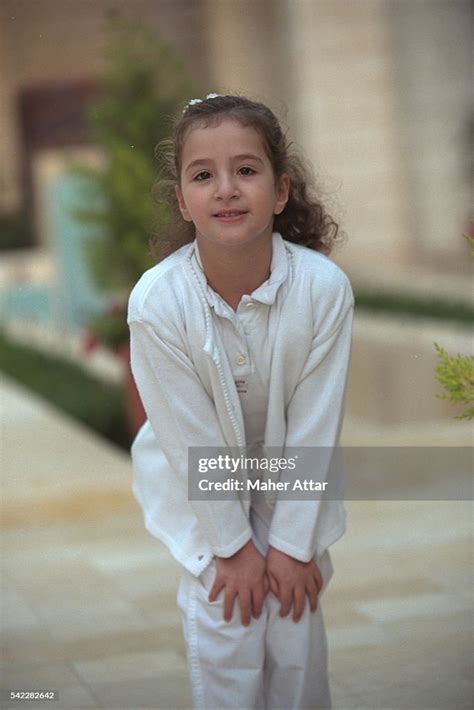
[1,1,471,269]
[0,0,472,434]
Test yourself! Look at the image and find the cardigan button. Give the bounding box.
[235,355,246,365]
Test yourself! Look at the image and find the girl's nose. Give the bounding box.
[214,174,239,200]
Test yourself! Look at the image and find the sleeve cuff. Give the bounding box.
[213,526,253,558]
[266,533,315,563]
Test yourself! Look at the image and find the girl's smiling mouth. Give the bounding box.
[213,210,248,221]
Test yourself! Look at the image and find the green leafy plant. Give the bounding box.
[433,343,474,420]
[71,15,196,348]
[433,229,474,420]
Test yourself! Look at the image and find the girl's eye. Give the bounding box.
[238,166,255,176]
[194,171,211,181]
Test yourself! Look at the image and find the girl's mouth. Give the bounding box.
[213,210,248,222]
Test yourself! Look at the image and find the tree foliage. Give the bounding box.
[71,16,196,294]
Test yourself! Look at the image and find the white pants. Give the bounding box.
[176,504,332,710]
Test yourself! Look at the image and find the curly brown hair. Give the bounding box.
[150,94,344,260]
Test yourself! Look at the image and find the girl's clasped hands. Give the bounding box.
[208,539,323,626]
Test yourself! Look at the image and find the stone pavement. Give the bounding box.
[1,375,472,709]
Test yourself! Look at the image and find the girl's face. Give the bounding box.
[175,119,289,250]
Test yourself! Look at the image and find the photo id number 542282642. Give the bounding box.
[4,690,59,702]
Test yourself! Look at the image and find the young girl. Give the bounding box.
[128,94,354,710]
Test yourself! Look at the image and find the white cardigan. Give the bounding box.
[128,233,354,577]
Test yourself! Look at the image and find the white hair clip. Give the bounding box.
[183,93,222,113]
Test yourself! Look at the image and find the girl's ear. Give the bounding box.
[175,184,193,222]
[274,173,290,215]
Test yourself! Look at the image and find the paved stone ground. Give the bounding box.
[1,376,472,709]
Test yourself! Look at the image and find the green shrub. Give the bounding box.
[354,288,474,324]
[0,331,130,450]
[434,342,474,420]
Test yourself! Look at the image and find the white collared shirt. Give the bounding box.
[192,234,289,453]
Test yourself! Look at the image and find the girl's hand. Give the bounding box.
[209,539,269,626]
[266,545,323,622]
